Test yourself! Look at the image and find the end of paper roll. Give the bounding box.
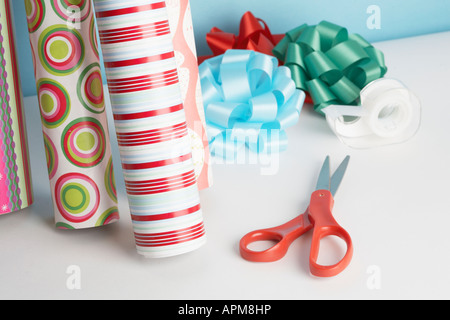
[322,78,421,149]
[138,236,207,259]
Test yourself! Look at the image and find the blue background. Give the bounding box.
[11,0,450,97]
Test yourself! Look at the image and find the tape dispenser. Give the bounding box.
[322,78,421,149]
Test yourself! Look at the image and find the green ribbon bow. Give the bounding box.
[273,21,388,115]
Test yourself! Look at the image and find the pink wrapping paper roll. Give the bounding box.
[0,0,33,215]
[93,0,206,258]
[25,0,119,229]
[166,0,212,190]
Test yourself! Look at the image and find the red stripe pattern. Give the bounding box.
[108,68,179,94]
[135,222,205,247]
[117,122,188,147]
[99,21,171,44]
[94,0,206,257]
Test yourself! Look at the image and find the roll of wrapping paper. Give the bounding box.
[93,0,206,257]
[0,0,33,215]
[166,0,212,190]
[25,0,119,229]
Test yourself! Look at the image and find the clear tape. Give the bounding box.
[322,78,421,148]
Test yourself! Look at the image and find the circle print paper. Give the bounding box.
[95,207,119,227]
[188,129,205,179]
[51,0,91,22]
[89,15,99,58]
[55,222,75,230]
[38,25,85,76]
[77,63,105,114]
[43,132,58,180]
[104,156,117,203]
[25,0,45,33]
[62,117,106,168]
[37,79,71,129]
[55,173,100,223]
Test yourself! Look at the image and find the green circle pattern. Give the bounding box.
[61,183,90,214]
[38,24,85,76]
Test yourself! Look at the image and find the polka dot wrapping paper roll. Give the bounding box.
[93,0,206,258]
[25,0,120,229]
[0,0,33,215]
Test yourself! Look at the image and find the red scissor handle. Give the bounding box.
[239,214,313,262]
[307,190,353,277]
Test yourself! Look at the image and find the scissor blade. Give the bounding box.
[329,156,350,197]
[315,156,330,191]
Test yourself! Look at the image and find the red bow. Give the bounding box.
[198,11,285,64]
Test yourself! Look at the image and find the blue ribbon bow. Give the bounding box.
[199,50,305,159]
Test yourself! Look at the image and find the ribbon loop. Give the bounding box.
[200,50,306,159]
[274,20,388,115]
[220,51,253,102]
[272,67,297,106]
[315,21,348,50]
[248,92,278,123]
[329,77,361,104]
[206,102,250,128]
[326,40,370,71]
[248,53,277,95]
[296,26,322,54]
[304,51,340,83]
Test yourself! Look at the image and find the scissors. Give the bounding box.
[239,156,353,277]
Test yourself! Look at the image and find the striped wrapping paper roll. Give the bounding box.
[93,0,206,258]
[0,0,33,215]
[25,0,119,229]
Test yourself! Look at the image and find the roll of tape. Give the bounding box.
[323,78,421,148]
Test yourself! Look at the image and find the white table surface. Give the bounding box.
[1,30,450,300]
